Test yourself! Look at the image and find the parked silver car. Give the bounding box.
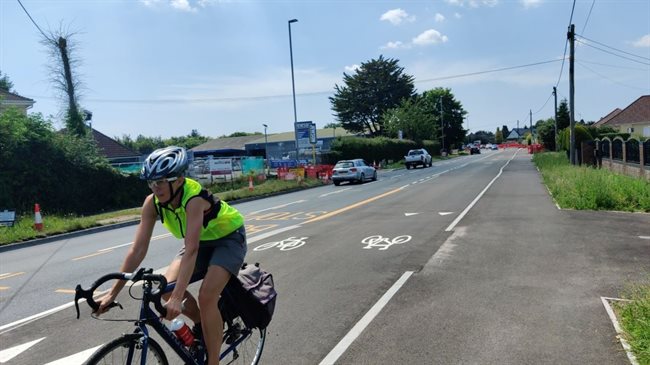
[332,159,377,186]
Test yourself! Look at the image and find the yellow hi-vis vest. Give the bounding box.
[153,178,244,240]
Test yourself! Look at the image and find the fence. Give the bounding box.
[594,137,649,180]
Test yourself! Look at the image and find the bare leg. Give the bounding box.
[199,265,230,365]
[162,258,201,323]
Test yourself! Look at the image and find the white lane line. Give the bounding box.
[0,225,301,334]
[0,337,45,363]
[98,233,173,252]
[43,345,102,365]
[319,188,353,198]
[639,236,650,240]
[600,297,639,365]
[319,271,414,365]
[445,149,520,231]
[249,200,307,214]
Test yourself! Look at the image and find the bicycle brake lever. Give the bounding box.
[107,301,123,311]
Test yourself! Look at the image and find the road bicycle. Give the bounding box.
[75,267,266,365]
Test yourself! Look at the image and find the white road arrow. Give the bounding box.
[43,345,102,365]
[404,213,419,216]
[439,212,454,216]
[0,337,45,363]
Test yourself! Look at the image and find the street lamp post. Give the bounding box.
[263,123,269,174]
[288,18,298,159]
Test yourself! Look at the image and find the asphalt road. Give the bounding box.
[1,149,648,365]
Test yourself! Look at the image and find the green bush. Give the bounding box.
[533,152,650,212]
[0,109,148,216]
[329,136,443,164]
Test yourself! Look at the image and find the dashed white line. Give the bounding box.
[319,188,352,198]
[249,200,306,214]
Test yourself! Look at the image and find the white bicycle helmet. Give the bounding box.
[140,146,189,180]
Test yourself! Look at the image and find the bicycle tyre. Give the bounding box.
[220,317,266,365]
[84,334,168,365]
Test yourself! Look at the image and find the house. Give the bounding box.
[506,127,534,141]
[191,134,266,158]
[90,128,142,171]
[594,95,650,137]
[0,89,35,115]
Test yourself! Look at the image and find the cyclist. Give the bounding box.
[96,146,247,365]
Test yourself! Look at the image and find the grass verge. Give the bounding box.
[614,281,650,364]
[532,152,650,212]
[0,178,325,246]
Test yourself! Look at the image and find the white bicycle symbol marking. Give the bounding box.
[254,236,308,251]
[361,235,412,250]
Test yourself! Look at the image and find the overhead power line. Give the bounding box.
[576,34,650,62]
[576,39,650,66]
[28,59,565,105]
[580,0,596,35]
[16,0,53,43]
[576,61,650,91]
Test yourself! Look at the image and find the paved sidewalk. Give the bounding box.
[340,153,650,364]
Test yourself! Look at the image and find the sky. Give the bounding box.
[2,0,649,140]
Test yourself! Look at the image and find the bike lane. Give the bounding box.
[333,153,650,364]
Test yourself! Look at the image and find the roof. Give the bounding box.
[601,95,650,126]
[0,89,35,109]
[593,108,622,127]
[246,127,355,144]
[191,135,263,152]
[91,129,141,159]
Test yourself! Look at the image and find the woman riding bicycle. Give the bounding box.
[96,146,247,365]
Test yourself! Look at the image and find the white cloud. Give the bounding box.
[171,0,196,12]
[631,34,650,48]
[139,0,163,6]
[345,65,360,73]
[445,0,498,8]
[521,0,542,8]
[454,12,462,19]
[380,8,415,25]
[435,13,445,22]
[412,29,449,46]
[380,41,408,50]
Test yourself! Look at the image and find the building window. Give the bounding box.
[626,127,634,133]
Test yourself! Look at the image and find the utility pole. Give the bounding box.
[553,86,558,151]
[517,120,520,141]
[529,109,533,144]
[568,24,576,165]
[439,96,445,154]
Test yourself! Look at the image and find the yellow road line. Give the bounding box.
[55,289,76,294]
[0,272,25,280]
[72,251,112,261]
[303,186,405,224]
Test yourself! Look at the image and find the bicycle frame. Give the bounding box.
[129,272,254,364]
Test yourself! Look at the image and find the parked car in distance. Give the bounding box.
[470,145,481,155]
[404,148,433,169]
[331,159,377,186]
[491,144,499,150]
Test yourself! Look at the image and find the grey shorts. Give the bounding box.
[176,226,247,276]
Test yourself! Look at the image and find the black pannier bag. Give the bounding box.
[226,262,277,329]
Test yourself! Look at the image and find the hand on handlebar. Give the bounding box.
[95,292,119,315]
[163,297,183,320]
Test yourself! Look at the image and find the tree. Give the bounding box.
[535,118,556,151]
[468,130,495,144]
[556,98,570,130]
[0,70,14,92]
[323,122,341,129]
[41,27,86,137]
[330,55,415,136]
[383,88,466,149]
[502,125,510,141]
[495,127,503,144]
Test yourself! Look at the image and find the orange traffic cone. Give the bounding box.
[34,203,44,231]
[248,176,254,191]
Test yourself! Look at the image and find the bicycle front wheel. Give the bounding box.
[84,334,168,365]
[220,317,266,365]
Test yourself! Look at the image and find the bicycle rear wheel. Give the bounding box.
[220,317,266,365]
[84,334,168,365]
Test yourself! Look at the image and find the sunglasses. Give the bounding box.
[147,177,178,188]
